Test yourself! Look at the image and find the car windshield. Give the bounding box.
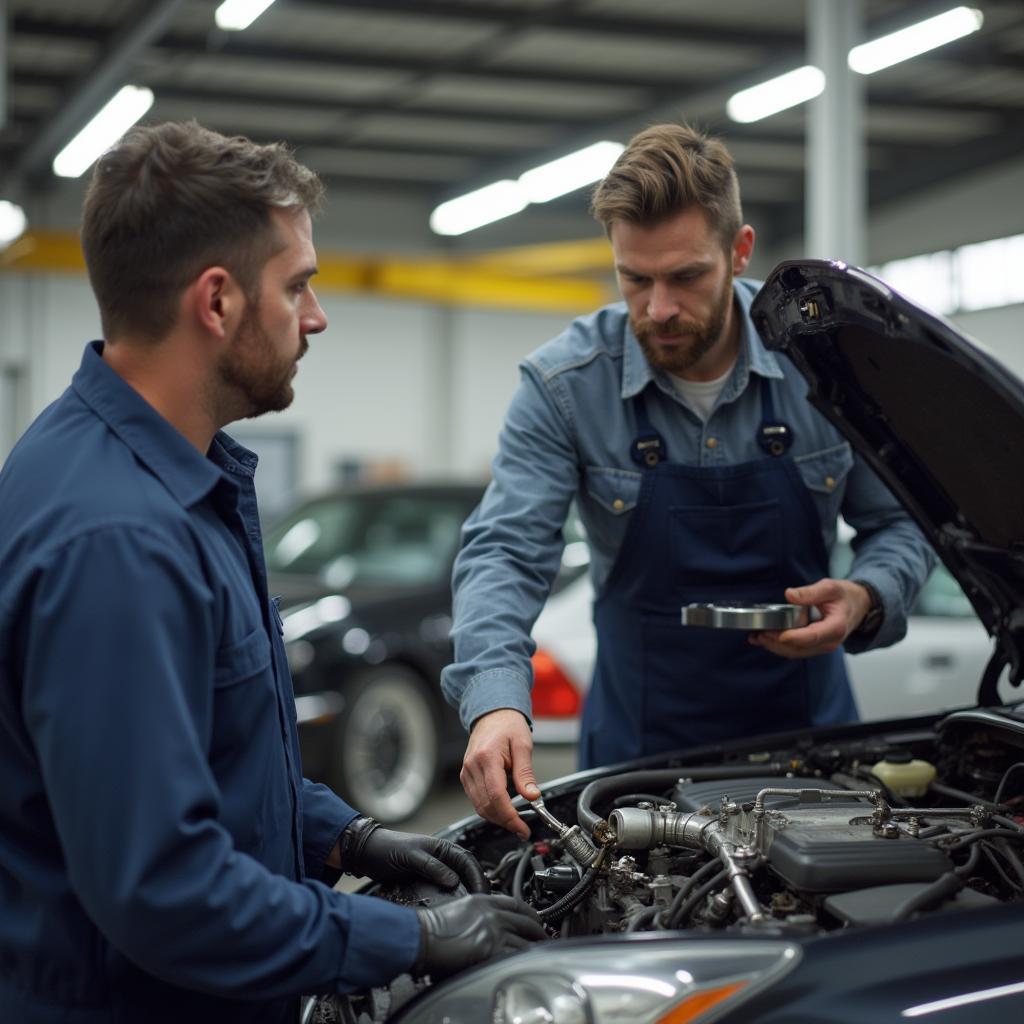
[265,492,474,587]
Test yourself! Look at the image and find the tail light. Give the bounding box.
[531,649,581,717]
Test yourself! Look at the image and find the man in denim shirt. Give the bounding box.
[443,123,935,839]
[0,122,542,1023]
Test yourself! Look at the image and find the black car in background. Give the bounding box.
[264,483,483,823]
[265,482,587,822]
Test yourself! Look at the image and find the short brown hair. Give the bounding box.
[81,120,324,341]
[590,123,742,246]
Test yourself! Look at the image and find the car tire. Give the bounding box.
[330,664,439,824]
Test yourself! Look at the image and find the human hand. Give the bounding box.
[415,893,546,979]
[460,709,538,839]
[748,578,873,659]
[342,816,487,892]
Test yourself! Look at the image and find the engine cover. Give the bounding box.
[764,808,953,892]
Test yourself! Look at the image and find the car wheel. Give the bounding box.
[331,664,439,824]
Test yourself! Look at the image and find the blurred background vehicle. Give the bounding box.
[265,483,588,823]
[530,521,995,740]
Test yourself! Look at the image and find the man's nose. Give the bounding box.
[303,287,328,335]
[646,282,678,324]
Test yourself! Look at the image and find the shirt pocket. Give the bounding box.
[214,625,273,688]
[584,465,643,515]
[793,442,855,526]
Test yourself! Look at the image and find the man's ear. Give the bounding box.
[188,266,244,340]
[732,225,756,275]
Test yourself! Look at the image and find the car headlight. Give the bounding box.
[398,938,799,1024]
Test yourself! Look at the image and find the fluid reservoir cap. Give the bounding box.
[883,748,913,764]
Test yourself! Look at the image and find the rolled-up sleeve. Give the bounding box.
[442,365,580,731]
[22,525,420,997]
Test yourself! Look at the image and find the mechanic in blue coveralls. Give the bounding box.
[0,121,542,1024]
[443,122,936,840]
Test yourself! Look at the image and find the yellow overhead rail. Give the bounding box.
[0,230,616,314]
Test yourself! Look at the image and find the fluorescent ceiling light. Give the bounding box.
[430,180,529,236]
[519,141,624,204]
[430,140,624,235]
[727,65,825,123]
[215,0,277,31]
[52,86,155,178]
[0,201,28,247]
[849,6,983,75]
[0,201,28,249]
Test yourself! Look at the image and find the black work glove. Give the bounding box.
[341,816,488,892]
[415,894,546,979]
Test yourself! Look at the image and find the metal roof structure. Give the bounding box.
[3,0,1024,250]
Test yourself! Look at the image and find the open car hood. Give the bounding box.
[751,259,1024,702]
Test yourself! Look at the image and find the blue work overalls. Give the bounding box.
[579,379,858,769]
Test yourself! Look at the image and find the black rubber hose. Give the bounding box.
[577,764,789,833]
[995,837,1024,886]
[536,860,598,925]
[980,843,1024,893]
[891,872,964,920]
[655,857,725,930]
[611,793,671,809]
[511,846,533,902]
[665,868,731,929]
[944,828,1024,849]
[952,842,981,877]
[928,781,1003,810]
[624,904,661,932]
[992,814,1024,832]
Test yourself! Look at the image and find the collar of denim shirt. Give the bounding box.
[620,277,785,402]
[72,340,256,509]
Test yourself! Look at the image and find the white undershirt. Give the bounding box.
[669,364,734,422]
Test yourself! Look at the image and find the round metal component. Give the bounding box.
[680,602,807,630]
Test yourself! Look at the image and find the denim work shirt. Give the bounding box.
[0,343,419,1024]
[442,279,936,732]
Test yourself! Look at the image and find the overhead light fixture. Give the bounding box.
[848,6,984,75]
[519,141,625,204]
[52,85,155,178]
[430,140,624,235]
[430,180,529,237]
[0,201,28,247]
[727,65,826,123]
[215,0,278,32]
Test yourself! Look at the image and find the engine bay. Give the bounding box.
[315,705,1024,1023]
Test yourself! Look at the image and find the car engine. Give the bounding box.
[310,705,1024,1023]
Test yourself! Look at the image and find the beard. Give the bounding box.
[218,306,306,420]
[631,272,734,376]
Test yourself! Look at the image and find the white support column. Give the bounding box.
[806,0,866,266]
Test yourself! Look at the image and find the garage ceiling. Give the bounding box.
[3,0,1024,247]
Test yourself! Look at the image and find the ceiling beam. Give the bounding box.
[6,0,189,187]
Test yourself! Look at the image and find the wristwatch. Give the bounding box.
[851,579,883,636]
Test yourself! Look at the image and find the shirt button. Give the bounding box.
[705,437,718,449]
[825,476,836,490]
[612,498,625,511]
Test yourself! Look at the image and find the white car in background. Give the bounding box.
[530,523,997,743]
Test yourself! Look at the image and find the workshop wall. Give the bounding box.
[2,154,1023,505]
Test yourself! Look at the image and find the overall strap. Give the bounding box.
[630,390,669,468]
[757,375,795,457]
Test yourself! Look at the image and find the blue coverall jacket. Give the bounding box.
[0,343,420,1023]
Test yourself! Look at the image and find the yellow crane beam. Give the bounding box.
[1,230,616,314]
